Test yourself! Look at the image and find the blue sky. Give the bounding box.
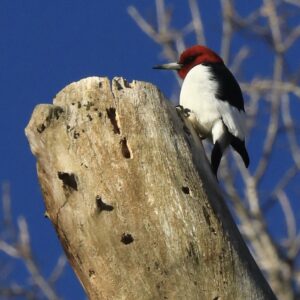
[0,1,179,298]
[1,1,299,299]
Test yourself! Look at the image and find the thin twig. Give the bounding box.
[276,190,297,242]
[220,0,234,64]
[188,0,206,44]
[49,255,67,284]
[17,217,61,300]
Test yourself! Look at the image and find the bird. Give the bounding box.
[153,45,249,177]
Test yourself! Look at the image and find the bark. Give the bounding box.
[25,77,276,300]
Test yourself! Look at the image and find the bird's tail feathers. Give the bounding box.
[211,133,230,178]
[230,135,250,168]
[211,142,223,177]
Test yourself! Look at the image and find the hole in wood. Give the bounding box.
[120,137,132,159]
[106,107,120,134]
[121,233,134,245]
[57,172,78,191]
[89,269,96,279]
[182,186,190,194]
[96,196,114,212]
[37,123,46,133]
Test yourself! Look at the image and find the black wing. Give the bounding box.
[207,63,245,112]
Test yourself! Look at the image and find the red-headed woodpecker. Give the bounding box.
[154,45,249,176]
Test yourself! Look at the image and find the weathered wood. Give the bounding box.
[25,77,276,299]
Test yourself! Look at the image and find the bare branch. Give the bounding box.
[0,240,19,258]
[241,80,300,98]
[284,0,300,7]
[18,217,30,257]
[282,94,300,167]
[16,217,60,300]
[284,25,300,50]
[0,204,62,300]
[264,165,299,212]
[230,46,250,74]
[262,0,284,52]
[127,6,161,44]
[48,255,67,285]
[276,190,297,242]
[254,57,283,182]
[188,0,206,44]
[220,0,234,64]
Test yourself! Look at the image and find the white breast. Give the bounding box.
[179,64,245,141]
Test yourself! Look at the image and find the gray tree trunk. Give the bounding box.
[25,77,276,300]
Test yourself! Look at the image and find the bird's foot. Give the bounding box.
[175,105,184,115]
[175,105,191,118]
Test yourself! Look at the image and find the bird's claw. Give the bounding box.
[175,104,184,111]
[176,105,191,118]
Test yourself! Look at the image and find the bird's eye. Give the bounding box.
[184,54,199,64]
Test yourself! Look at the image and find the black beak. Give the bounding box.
[153,62,183,70]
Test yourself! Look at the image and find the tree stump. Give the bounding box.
[25,77,276,299]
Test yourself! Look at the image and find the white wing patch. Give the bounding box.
[217,101,246,140]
